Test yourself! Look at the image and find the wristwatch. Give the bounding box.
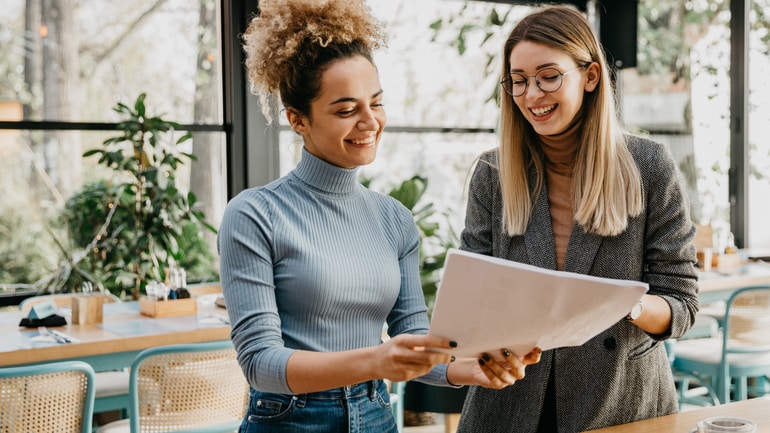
[626,300,643,321]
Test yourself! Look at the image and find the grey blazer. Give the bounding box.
[456,135,699,433]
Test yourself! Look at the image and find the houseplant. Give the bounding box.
[382,175,457,311]
[51,93,217,299]
[376,175,468,426]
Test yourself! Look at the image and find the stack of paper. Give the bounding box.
[429,249,648,358]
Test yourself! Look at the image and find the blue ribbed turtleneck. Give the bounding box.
[218,148,449,394]
[291,148,360,195]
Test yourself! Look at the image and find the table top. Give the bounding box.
[583,397,770,432]
[0,298,231,368]
[698,260,770,293]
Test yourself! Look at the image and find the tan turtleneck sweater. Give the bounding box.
[538,122,580,270]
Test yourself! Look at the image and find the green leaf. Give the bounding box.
[135,93,147,118]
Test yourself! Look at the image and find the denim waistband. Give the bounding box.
[296,379,382,403]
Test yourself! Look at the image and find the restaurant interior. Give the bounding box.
[2,0,770,432]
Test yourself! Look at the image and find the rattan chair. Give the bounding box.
[19,292,130,415]
[666,314,721,408]
[96,340,249,433]
[673,285,770,403]
[0,360,96,433]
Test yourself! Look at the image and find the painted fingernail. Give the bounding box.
[449,341,458,348]
[502,349,511,357]
[482,353,490,362]
[450,356,456,363]
[478,358,485,366]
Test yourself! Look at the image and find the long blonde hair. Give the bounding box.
[498,6,642,236]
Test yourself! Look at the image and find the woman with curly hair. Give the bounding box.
[456,6,698,433]
[218,1,540,431]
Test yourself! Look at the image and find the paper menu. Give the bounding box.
[428,249,648,358]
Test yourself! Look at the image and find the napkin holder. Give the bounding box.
[71,295,104,324]
[19,300,66,328]
[29,300,58,320]
[140,297,197,317]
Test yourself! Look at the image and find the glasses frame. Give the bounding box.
[500,65,587,97]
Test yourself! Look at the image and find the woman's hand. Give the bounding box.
[447,347,542,389]
[374,333,456,382]
[286,334,455,394]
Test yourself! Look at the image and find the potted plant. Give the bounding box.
[43,93,217,299]
[383,175,457,310]
[378,175,468,425]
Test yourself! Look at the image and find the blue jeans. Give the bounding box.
[239,380,398,433]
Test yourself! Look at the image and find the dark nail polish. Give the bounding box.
[502,349,511,357]
[478,358,485,366]
[482,353,490,362]
[449,341,458,348]
[450,356,456,363]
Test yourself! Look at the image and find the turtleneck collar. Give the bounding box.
[538,119,581,168]
[292,147,360,195]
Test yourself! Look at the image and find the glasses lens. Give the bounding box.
[504,74,527,97]
[536,68,563,93]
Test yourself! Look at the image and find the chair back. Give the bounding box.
[128,340,248,433]
[0,361,96,433]
[20,292,120,314]
[722,285,770,353]
[718,285,770,394]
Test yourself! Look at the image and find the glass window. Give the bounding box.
[0,1,225,290]
[0,0,221,123]
[748,1,770,247]
[619,2,734,248]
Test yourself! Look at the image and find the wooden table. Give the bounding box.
[698,261,770,305]
[0,299,231,371]
[584,397,770,432]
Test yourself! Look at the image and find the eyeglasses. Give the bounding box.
[500,65,586,97]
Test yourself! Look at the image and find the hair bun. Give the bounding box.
[243,0,387,100]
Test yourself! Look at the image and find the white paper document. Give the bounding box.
[429,249,649,358]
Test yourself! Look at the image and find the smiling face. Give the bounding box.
[287,55,386,169]
[507,41,598,136]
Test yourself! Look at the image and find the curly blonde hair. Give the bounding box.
[243,0,387,123]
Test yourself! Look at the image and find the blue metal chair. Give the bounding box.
[96,340,248,433]
[665,314,721,409]
[18,292,130,415]
[0,360,96,433]
[673,285,770,404]
[390,380,406,432]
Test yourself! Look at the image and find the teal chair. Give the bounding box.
[19,292,130,415]
[390,380,406,432]
[0,360,96,433]
[96,340,248,433]
[665,314,721,408]
[673,285,770,404]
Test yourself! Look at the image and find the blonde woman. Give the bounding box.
[457,6,698,433]
[218,1,540,431]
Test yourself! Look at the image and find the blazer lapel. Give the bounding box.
[523,164,603,274]
[563,224,603,274]
[524,175,558,271]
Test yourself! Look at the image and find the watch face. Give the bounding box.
[629,301,643,320]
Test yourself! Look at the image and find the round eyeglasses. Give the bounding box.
[500,65,586,97]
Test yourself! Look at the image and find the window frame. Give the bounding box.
[0,0,753,247]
